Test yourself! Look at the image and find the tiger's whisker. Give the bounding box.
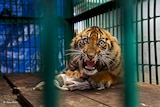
[65,49,81,52]
[72,55,81,62]
[65,52,81,56]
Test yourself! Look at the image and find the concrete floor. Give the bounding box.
[0,74,160,107]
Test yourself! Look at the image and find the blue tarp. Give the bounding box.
[0,22,41,73]
[0,0,40,73]
[0,0,65,74]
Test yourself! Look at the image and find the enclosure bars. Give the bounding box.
[136,0,159,84]
[135,0,139,82]
[121,0,138,106]
[64,0,74,63]
[41,0,58,107]
[41,0,74,107]
[68,1,116,23]
[153,0,158,85]
[140,0,145,84]
[147,0,152,84]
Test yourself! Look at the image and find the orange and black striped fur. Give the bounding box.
[66,26,123,90]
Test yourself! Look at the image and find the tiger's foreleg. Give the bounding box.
[65,69,88,79]
[88,70,122,90]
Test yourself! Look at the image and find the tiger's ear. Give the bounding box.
[70,37,77,48]
[104,30,118,43]
[70,33,83,48]
[70,34,81,49]
[111,36,118,43]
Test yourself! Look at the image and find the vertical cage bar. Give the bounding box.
[86,18,89,27]
[112,8,115,36]
[33,0,36,72]
[9,0,13,73]
[147,0,152,84]
[140,0,145,82]
[4,0,7,73]
[20,0,23,73]
[41,0,58,106]
[22,18,25,73]
[121,0,138,106]
[39,22,42,72]
[64,0,74,64]
[153,0,158,84]
[120,7,123,49]
[108,10,111,31]
[102,14,104,28]
[135,0,139,82]
[28,19,31,72]
[96,15,97,26]
[116,3,119,40]
[105,11,107,29]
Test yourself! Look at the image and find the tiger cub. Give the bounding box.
[65,26,123,90]
[34,26,123,91]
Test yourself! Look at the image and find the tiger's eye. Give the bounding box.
[98,40,106,48]
[80,37,89,45]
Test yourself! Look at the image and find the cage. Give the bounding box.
[0,0,160,107]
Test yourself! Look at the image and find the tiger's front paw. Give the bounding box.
[88,73,112,90]
[65,70,89,79]
[65,70,81,78]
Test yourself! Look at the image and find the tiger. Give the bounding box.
[33,26,123,91]
[65,26,123,90]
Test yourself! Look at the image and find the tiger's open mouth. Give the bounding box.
[83,60,98,75]
[83,60,96,71]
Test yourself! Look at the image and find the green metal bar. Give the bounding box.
[33,20,38,72]
[39,22,43,72]
[138,64,160,66]
[41,0,58,106]
[135,0,139,82]
[78,3,80,15]
[147,0,152,84]
[112,8,115,36]
[92,17,94,26]
[95,16,97,26]
[137,40,160,43]
[9,0,13,73]
[91,17,93,26]
[140,0,145,82]
[3,0,7,73]
[132,15,160,23]
[87,0,90,10]
[101,14,103,28]
[153,0,159,84]
[108,10,110,32]
[88,18,91,26]
[86,18,89,27]
[0,17,41,23]
[68,1,116,23]
[105,11,107,29]
[64,0,74,62]
[22,18,25,73]
[116,3,119,40]
[102,14,105,28]
[28,16,31,73]
[121,0,138,106]
[120,7,123,49]
[96,0,98,7]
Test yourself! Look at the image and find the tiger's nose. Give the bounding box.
[87,54,95,60]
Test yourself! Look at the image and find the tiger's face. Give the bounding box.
[68,26,121,76]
